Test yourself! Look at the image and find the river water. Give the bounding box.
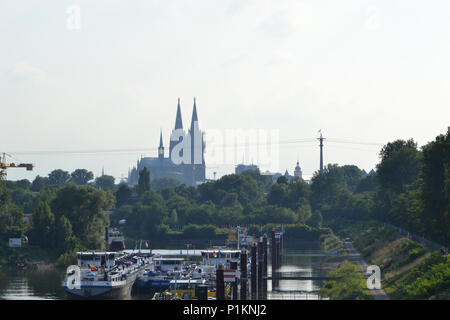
[0,244,328,300]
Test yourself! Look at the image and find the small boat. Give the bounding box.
[106,228,126,251]
[153,279,211,300]
[62,251,153,299]
[193,249,245,281]
[135,257,186,293]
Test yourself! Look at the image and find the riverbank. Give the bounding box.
[317,232,376,300]
[0,243,58,272]
[335,220,449,299]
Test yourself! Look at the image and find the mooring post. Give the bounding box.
[263,234,268,300]
[230,261,238,300]
[233,277,238,300]
[196,285,208,300]
[275,230,281,271]
[277,230,282,270]
[257,237,263,300]
[240,248,247,300]
[216,263,225,300]
[271,230,277,290]
[251,243,257,300]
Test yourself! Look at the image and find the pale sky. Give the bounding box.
[1,0,449,182]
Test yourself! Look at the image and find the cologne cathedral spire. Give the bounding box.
[175,97,183,130]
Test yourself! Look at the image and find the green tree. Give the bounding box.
[376,139,422,194]
[268,180,310,211]
[319,261,373,300]
[51,184,114,249]
[420,128,450,245]
[168,209,178,226]
[115,183,132,207]
[198,174,264,207]
[31,175,47,192]
[152,177,181,190]
[55,215,76,254]
[165,194,195,225]
[11,189,35,213]
[241,169,273,192]
[340,165,364,192]
[48,169,71,187]
[276,176,288,185]
[137,167,151,196]
[310,164,346,209]
[0,189,24,239]
[70,169,94,185]
[95,175,116,191]
[307,210,323,228]
[31,201,56,248]
[16,179,31,190]
[355,172,380,193]
[186,202,214,225]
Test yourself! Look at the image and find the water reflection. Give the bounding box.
[0,244,328,300]
[0,269,67,300]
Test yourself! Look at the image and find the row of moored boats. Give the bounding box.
[62,229,251,299]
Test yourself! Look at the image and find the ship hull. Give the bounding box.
[134,278,170,294]
[63,272,141,300]
[64,280,134,300]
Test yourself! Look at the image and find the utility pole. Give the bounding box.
[317,132,325,173]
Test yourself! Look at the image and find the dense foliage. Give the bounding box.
[340,220,449,300]
[310,128,450,246]
[1,127,448,268]
[319,261,373,300]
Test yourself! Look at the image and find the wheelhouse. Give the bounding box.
[154,258,184,272]
[77,252,122,269]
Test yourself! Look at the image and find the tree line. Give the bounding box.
[1,127,448,263]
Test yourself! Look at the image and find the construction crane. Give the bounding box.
[0,152,34,190]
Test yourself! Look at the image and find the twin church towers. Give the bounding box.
[128,98,206,186]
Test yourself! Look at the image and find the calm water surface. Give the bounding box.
[0,243,328,300]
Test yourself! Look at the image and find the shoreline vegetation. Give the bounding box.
[0,128,448,300]
[1,220,448,300]
[319,220,449,300]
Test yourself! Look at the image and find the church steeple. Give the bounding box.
[189,97,204,167]
[170,98,185,161]
[175,97,183,130]
[294,160,303,179]
[190,97,198,132]
[158,129,164,159]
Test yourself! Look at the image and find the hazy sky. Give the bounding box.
[2,0,449,182]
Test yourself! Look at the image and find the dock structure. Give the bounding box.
[271,228,283,291]
[251,243,257,300]
[240,248,248,300]
[257,238,264,300]
[262,235,268,300]
[230,260,238,300]
[216,263,225,300]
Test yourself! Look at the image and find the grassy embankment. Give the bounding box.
[337,220,450,300]
[319,260,373,300]
[0,242,59,270]
[317,232,374,300]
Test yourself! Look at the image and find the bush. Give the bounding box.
[181,224,217,239]
[284,224,331,241]
[402,253,450,299]
[319,261,373,300]
[56,249,78,268]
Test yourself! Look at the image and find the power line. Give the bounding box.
[7,137,383,157]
